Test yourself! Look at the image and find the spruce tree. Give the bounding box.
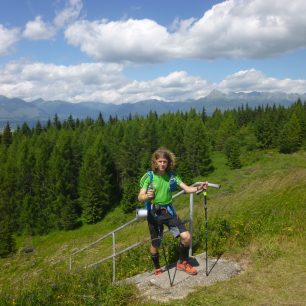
[0,145,16,254]
[53,114,61,130]
[166,113,186,158]
[290,99,306,146]
[254,110,275,149]
[2,122,12,147]
[20,134,53,234]
[0,140,20,232]
[96,112,105,127]
[183,115,213,182]
[35,120,43,135]
[15,138,36,234]
[279,112,302,153]
[79,134,113,223]
[0,206,16,257]
[215,113,237,151]
[139,113,158,173]
[46,131,80,230]
[118,120,142,212]
[225,137,242,169]
[201,107,207,122]
[21,122,31,136]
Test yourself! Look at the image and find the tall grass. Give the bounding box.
[0,265,136,306]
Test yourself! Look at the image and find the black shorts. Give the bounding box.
[147,207,187,248]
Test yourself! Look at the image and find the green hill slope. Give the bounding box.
[0,150,305,305]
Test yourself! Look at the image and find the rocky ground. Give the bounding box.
[124,252,243,302]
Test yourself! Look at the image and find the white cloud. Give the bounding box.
[23,16,56,40]
[65,18,172,63]
[184,0,306,59]
[119,71,211,102]
[218,69,306,93]
[65,0,306,63]
[0,61,126,103]
[169,17,196,33]
[22,0,83,41]
[53,0,83,28]
[0,25,20,55]
[1,61,305,104]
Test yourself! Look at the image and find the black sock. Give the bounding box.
[179,243,189,262]
[151,253,160,269]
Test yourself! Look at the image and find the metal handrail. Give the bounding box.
[69,181,220,282]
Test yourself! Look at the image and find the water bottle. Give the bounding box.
[147,182,155,199]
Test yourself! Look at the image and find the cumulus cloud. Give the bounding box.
[0,61,212,103]
[0,25,20,55]
[185,0,306,59]
[218,69,306,93]
[65,18,173,63]
[22,0,82,41]
[118,71,211,102]
[1,61,305,103]
[0,0,83,56]
[0,61,126,103]
[65,0,306,63]
[23,16,56,40]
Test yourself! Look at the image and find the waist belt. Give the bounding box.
[151,204,175,217]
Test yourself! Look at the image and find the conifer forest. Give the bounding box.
[0,100,305,257]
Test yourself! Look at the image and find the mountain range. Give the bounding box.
[1,90,305,128]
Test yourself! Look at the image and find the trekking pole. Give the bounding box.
[154,225,173,287]
[161,240,174,287]
[203,189,209,276]
[196,182,221,276]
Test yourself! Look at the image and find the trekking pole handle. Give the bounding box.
[195,182,221,195]
[207,182,221,189]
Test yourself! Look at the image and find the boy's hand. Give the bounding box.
[197,182,208,192]
[202,181,208,190]
[147,189,155,199]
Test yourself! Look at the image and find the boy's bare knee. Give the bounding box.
[180,231,191,245]
[150,245,159,255]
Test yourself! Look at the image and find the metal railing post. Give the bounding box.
[112,232,116,283]
[189,192,194,256]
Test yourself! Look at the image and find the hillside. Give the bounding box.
[0,150,305,305]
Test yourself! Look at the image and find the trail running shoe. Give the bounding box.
[177,260,197,275]
[154,268,163,276]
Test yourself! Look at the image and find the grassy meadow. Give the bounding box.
[0,149,305,305]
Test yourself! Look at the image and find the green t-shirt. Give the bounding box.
[139,171,182,205]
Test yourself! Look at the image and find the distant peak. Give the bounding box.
[206,89,226,98]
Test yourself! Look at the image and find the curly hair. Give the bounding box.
[151,147,176,172]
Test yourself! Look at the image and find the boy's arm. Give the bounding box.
[179,181,208,193]
[138,188,154,202]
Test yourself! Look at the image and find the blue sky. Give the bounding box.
[0,0,306,104]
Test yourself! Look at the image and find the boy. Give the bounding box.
[138,148,207,275]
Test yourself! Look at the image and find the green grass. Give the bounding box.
[0,149,305,305]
